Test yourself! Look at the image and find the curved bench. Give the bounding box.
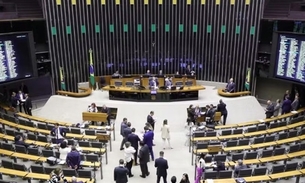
[57,87,92,97]
[217,88,250,97]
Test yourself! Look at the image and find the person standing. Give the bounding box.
[124,142,136,177]
[143,126,154,161]
[17,90,26,112]
[282,97,292,114]
[50,123,66,144]
[265,100,274,118]
[291,96,299,111]
[217,99,228,125]
[179,173,190,183]
[127,128,141,165]
[184,119,194,146]
[273,99,281,117]
[155,151,169,183]
[120,118,128,150]
[24,94,32,115]
[161,120,172,150]
[114,159,129,183]
[195,153,206,183]
[147,111,155,130]
[10,92,18,111]
[66,146,81,170]
[138,141,150,178]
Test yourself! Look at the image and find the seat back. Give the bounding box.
[219,170,232,178]
[233,129,243,134]
[238,168,252,177]
[272,164,285,174]
[253,167,267,176]
[257,124,266,131]
[37,123,47,130]
[78,141,91,147]
[28,147,40,156]
[285,162,298,172]
[30,165,44,173]
[71,128,81,134]
[214,155,226,162]
[37,135,48,143]
[18,119,27,126]
[1,160,13,169]
[226,141,238,147]
[278,133,288,140]
[269,123,278,129]
[245,152,258,160]
[204,171,218,179]
[264,135,275,142]
[196,142,208,149]
[2,143,13,151]
[247,127,257,133]
[222,130,232,136]
[45,167,56,174]
[238,139,249,146]
[14,145,26,153]
[25,121,34,127]
[288,144,300,153]
[27,133,37,141]
[232,153,244,161]
[273,148,286,156]
[62,168,77,177]
[42,149,54,157]
[86,154,99,162]
[288,130,298,138]
[13,163,27,171]
[5,129,15,136]
[193,131,205,138]
[261,149,273,158]
[85,130,96,136]
[253,137,264,144]
[78,170,92,178]
[206,131,217,137]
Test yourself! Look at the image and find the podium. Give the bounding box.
[96,133,110,142]
[82,112,108,122]
[207,145,222,155]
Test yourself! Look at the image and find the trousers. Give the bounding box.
[125,159,133,176]
[140,163,149,177]
[157,174,167,183]
[148,146,154,161]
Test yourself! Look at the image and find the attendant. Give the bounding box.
[184,119,194,146]
[187,105,195,123]
[112,70,122,77]
[49,168,67,183]
[66,146,81,170]
[101,105,111,125]
[114,159,129,183]
[14,135,32,149]
[282,97,292,114]
[10,92,18,110]
[205,105,213,124]
[165,78,172,88]
[143,126,154,161]
[71,176,83,183]
[179,173,190,183]
[17,90,26,112]
[127,128,141,165]
[147,111,156,130]
[265,100,274,118]
[19,83,29,94]
[120,118,128,150]
[59,141,71,161]
[24,94,32,115]
[124,142,136,177]
[155,151,169,183]
[234,159,248,176]
[291,96,299,111]
[138,141,150,178]
[185,65,191,75]
[273,99,281,117]
[225,78,236,93]
[283,90,290,101]
[195,153,206,183]
[217,99,228,125]
[50,123,66,144]
[213,161,225,172]
[171,176,177,183]
[161,120,172,150]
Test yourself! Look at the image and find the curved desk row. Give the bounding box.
[102,85,205,102]
[57,87,92,97]
[217,88,250,97]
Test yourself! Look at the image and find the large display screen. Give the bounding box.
[275,33,305,83]
[0,32,35,83]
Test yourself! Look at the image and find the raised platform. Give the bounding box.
[35,86,265,132]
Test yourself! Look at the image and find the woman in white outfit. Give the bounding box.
[58,140,71,161]
[185,118,194,146]
[161,119,172,149]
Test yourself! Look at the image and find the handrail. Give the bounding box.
[57,87,92,97]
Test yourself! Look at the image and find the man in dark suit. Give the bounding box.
[283,90,290,101]
[127,128,141,165]
[120,118,128,150]
[101,105,111,125]
[205,105,213,124]
[114,159,129,183]
[66,146,81,170]
[147,111,155,130]
[14,135,32,149]
[138,141,150,178]
[185,65,191,75]
[10,92,18,111]
[155,151,169,183]
[143,126,154,161]
[24,94,32,116]
[217,99,228,125]
[123,122,132,145]
[282,97,292,114]
[50,123,66,144]
[265,100,274,118]
[225,78,236,93]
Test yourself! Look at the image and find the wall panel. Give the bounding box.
[43,0,264,91]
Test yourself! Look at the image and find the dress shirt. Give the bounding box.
[124,146,136,163]
[88,107,98,112]
[57,128,64,139]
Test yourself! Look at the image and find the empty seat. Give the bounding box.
[253,167,267,176]
[80,154,86,161]
[288,144,300,153]
[261,149,273,158]
[238,168,252,177]
[193,131,205,138]
[5,129,15,136]
[1,160,13,169]
[45,167,56,174]
[25,121,34,127]
[30,165,44,173]
[264,135,276,143]
[288,130,298,138]
[204,155,213,163]
[205,171,218,179]
[253,137,264,144]
[42,149,54,157]
[221,130,232,136]
[285,162,298,171]
[269,123,278,129]
[78,141,90,147]
[78,169,92,178]
[13,163,27,171]
[238,139,249,146]
[14,145,27,153]
[209,142,221,146]
[257,125,267,131]
[226,141,237,148]
[245,152,258,160]
[47,124,55,131]
[37,123,47,130]
[86,154,99,162]
[278,121,287,127]
[27,133,37,141]
[274,148,286,156]
[247,127,257,133]
[2,143,13,151]
[232,153,244,161]
[67,139,75,146]
[300,143,305,151]
[206,131,217,137]
[62,168,77,177]
[91,142,103,148]
[214,155,226,162]
[219,170,232,178]
[85,130,96,136]
[196,142,208,149]
[271,164,285,174]
[28,147,40,156]
[71,128,81,134]
[18,119,27,126]
[278,133,288,140]
[3,114,16,122]
[300,128,305,135]
[37,135,48,143]
[233,129,243,134]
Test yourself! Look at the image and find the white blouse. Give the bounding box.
[124,147,136,163]
[59,147,71,160]
[88,107,98,113]
[161,125,170,139]
[185,122,194,136]
[197,158,206,169]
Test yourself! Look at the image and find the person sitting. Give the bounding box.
[213,161,225,172]
[180,173,190,183]
[234,159,248,176]
[149,77,159,90]
[101,105,111,125]
[58,140,71,162]
[50,123,66,144]
[49,168,67,183]
[225,78,236,93]
[165,78,172,88]
[14,135,32,149]
[66,146,81,170]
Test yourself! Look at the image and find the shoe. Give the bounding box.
[140,175,146,178]
[129,174,134,178]
[146,172,150,176]
[120,148,124,150]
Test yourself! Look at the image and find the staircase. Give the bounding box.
[263,0,293,19]
[3,0,43,19]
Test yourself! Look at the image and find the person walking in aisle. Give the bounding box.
[161,119,172,149]
[184,118,194,146]
[120,118,128,150]
[124,142,136,177]
[138,141,150,178]
[114,159,129,183]
[127,128,141,165]
[143,126,154,161]
[155,151,169,183]
[195,153,206,183]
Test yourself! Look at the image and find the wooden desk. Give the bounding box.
[82,112,108,122]
[244,175,271,182]
[269,170,302,179]
[0,167,28,177]
[208,178,236,183]
[259,155,288,164]
[25,173,94,183]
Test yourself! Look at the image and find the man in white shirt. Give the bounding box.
[124,142,136,178]
[17,90,26,112]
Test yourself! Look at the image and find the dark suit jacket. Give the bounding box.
[11,96,18,108]
[187,108,195,118]
[226,82,236,93]
[265,104,274,117]
[15,140,30,149]
[155,157,168,176]
[291,100,299,111]
[114,166,129,183]
[206,109,214,118]
[282,99,292,113]
[25,97,32,109]
[127,133,141,149]
[217,103,227,115]
[138,145,150,164]
[101,107,110,115]
[50,127,66,138]
[120,122,127,136]
[66,150,81,169]
[143,130,154,147]
[123,127,132,138]
[17,93,25,101]
[149,80,159,87]
[147,115,154,125]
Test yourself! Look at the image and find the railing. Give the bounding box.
[0,3,18,19]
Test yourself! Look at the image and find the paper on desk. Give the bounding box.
[291,111,298,114]
[259,119,265,122]
[206,179,214,183]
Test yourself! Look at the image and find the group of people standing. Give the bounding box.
[10,88,32,115]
